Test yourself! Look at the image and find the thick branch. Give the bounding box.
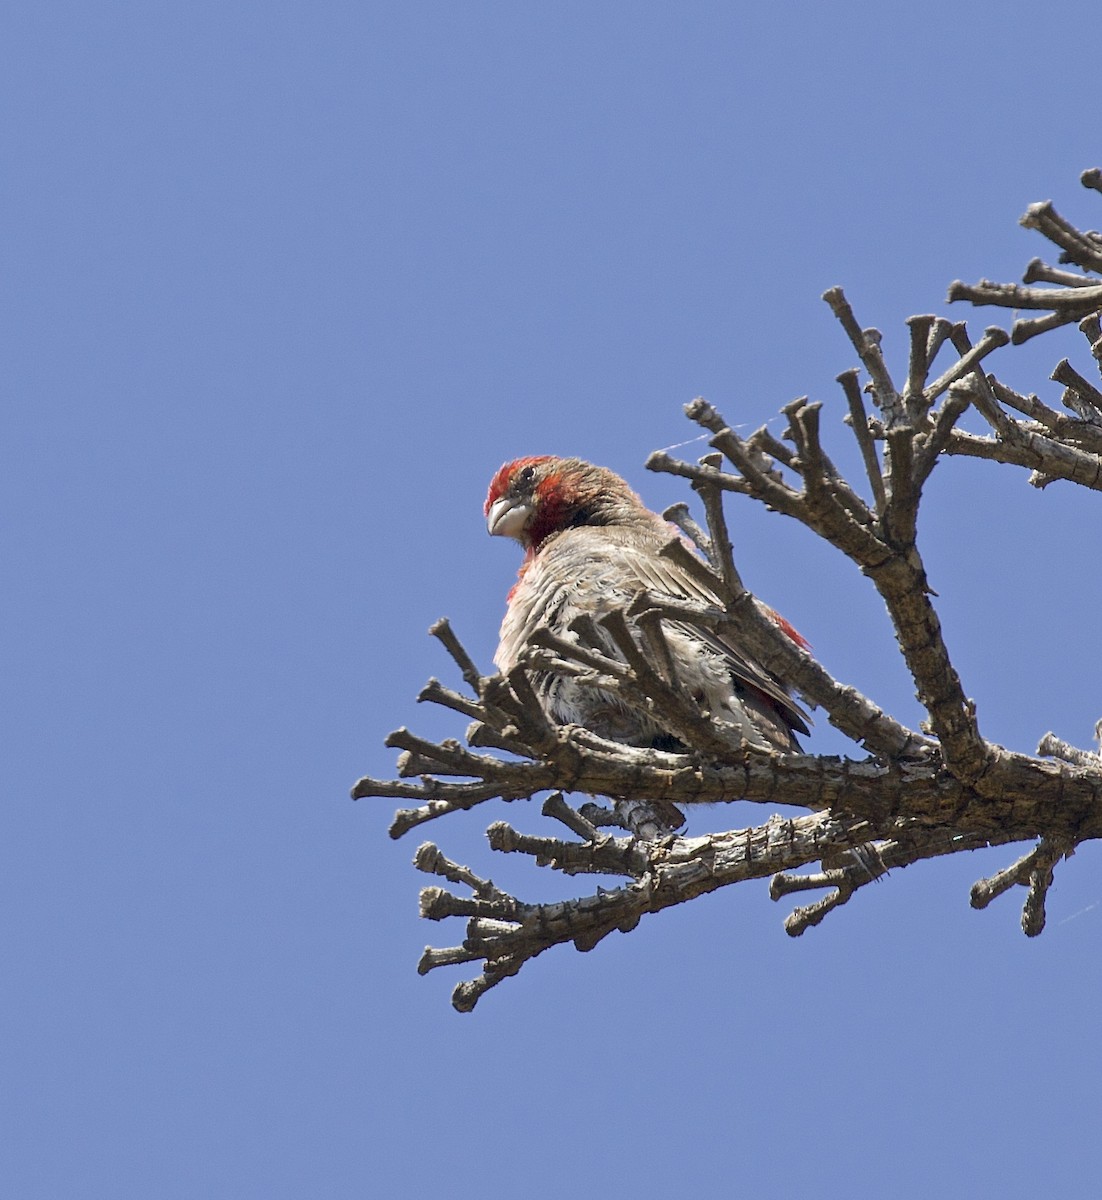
[420,811,898,1010]
[945,423,1102,491]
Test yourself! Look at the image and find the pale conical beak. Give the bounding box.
[486,496,533,540]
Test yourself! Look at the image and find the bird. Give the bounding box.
[484,456,810,770]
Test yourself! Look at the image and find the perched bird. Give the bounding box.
[484,456,810,763]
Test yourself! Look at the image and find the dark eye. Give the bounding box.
[518,465,536,485]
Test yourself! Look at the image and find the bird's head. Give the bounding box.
[484,456,650,551]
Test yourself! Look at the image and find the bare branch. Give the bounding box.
[676,395,987,783]
[1022,258,1098,288]
[661,502,714,561]
[1038,733,1100,769]
[921,325,1011,405]
[746,424,799,471]
[822,288,904,425]
[970,838,1073,937]
[785,398,876,528]
[432,811,894,1010]
[541,791,602,842]
[947,278,1102,312]
[429,618,484,695]
[685,399,887,564]
[912,386,972,485]
[361,168,1102,1008]
[1079,313,1102,373]
[418,677,486,722]
[945,419,1102,491]
[903,314,936,420]
[838,369,887,511]
[1011,308,1092,345]
[945,326,1018,437]
[1052,358,1102,424]
[1019,200,1102,273]
[690,459,745,597]
[681,400,808,522]
[647,451,753,495]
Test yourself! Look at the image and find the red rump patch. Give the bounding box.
[768,607,811,651]
[484,456,555,515]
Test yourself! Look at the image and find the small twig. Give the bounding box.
[578,801,629,830]
[414,841,510,901]
[683,402,806,522]
[488,821,651,878]
[882,426,919,544]
[922,326,1011,405]
[662,502,714,561]
[925,318,957,374]
[1022,841,1071,937]
[989,379,1065,427]
[838,369,887,512]
[785,398,874,527]
[1022,258,1097,288]
[822,288,904,426]
[541,791,601,842]
[692,469,745,597]
[947,278,1102,312]
[387,727,504,778]
[771,842,889,935]
[1020,200,1102,273]
[1012,308,1093,345]
[969,838,1066,922]
[647,451,753,495]
[946,326,1018,436]
[498,667,558,747]
[417,944,492,974]
[1079,314,1102,372]
[904,314,936,419]
[429,618,484,694]
[527,622,627,681]
[418,677,486,722]
[746,425,799,470]
[1052,358,1102,423]
[658,536,732,604]
[634,607,679,689]
[466,720,533,755]
[912,386,972,485]
[1037,733,1100,768]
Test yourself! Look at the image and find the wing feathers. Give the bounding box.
[497,524,809,739]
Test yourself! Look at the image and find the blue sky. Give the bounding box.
[5,3,1101,1196]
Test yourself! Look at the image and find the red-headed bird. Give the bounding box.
[484,456,809,758]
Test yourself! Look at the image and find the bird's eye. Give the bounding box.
[518,465,536,485]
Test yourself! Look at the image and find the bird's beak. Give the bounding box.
[486,496,533,540]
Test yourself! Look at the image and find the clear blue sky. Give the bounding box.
[5,3,1101,1196]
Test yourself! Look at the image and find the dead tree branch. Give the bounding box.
[356,168,1102,1009]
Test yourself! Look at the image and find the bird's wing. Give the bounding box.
[534,526,811,734]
